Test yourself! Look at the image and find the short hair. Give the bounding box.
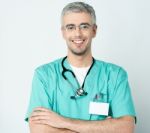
[61,2,96,25]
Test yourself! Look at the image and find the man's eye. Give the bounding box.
[80,25,89,29]
[67,26,74,30]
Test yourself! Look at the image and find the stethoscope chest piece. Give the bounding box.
[76,88,88,96]
[70,88,88,99]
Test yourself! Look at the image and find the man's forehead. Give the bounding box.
[62,12,92,25]
[65,23,91,26]
[63,12,91,18]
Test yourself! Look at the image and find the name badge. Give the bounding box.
[89,101,109,116]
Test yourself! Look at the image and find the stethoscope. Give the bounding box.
[61,56,95,99]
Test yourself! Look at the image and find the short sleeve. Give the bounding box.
[25,69,52,122]
[110,68,136,120]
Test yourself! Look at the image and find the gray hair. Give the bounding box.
[61,2,96,25]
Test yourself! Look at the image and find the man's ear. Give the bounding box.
[61,26,66,39]
[92,24,97,38]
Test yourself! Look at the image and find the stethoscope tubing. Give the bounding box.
[61,56,95,99]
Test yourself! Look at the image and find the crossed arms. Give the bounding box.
[29,107,135,133]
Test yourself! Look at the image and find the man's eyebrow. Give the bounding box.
[65,24,75,27]
[80,23,91,26]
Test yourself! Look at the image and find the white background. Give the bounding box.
[0,0,150,132]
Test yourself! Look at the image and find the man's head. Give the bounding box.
[61,2,97,56]
[61,2,96,25]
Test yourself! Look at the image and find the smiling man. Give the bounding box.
[25,2,136,133]
[61,12,96,57]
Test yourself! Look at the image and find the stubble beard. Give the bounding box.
[68,44,91,56]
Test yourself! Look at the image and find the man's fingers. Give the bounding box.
[31,111,50,117]
[31,107,52,117]
[33,107,50,112]
[106,116,112,119]
[31,119,50,125]
[31,115,49,121]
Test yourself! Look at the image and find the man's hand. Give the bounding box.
[30,107,67,129]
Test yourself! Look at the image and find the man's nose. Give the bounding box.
[74,26,82,36]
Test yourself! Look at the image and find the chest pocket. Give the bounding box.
[89,87,111,120]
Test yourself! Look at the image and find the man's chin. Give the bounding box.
[71,50,87,56]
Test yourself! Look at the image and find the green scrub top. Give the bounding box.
[25,57,136,121]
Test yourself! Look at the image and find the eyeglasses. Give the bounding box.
[63,23,93,32]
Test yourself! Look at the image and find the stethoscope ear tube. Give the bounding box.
[61,56,76,80]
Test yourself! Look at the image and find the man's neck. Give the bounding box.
[67,54,93,67]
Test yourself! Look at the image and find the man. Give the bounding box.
[25,2,136,133]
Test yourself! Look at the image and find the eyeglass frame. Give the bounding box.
[62,23,95,32]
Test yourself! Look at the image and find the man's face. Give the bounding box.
[61,12,97,56]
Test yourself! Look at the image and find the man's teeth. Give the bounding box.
[73,40,84,44]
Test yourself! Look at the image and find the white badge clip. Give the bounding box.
[89,101,109,116]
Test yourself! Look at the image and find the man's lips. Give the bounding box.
[72,39,85,45]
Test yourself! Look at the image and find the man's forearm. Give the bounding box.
[30,108,135,133]
[29,119,77,133]
[64,116,135,133]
